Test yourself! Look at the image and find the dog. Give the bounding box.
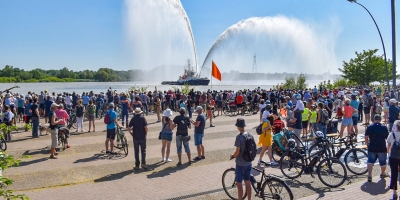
[39,123,50,136]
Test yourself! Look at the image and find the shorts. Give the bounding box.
[235,164,252,182]
[364,107,371,114]
[194,133,204,146]
[39,103,45,110]
[352,116,358,126]
[341,118,353,126]
[161,132,173,141]
[176,135,190,153]
[17,107,24,115]
[106,128,116,140]
[237,104,243,108]
[367,152,387,166]
[217,102,223,108]
[88,115,95,121]
[302,121,309,129]
[50,128,58,148]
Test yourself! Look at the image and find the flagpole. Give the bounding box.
[211,60,213,93]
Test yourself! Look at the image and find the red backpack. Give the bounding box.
[273,120,285,134]
[104,111,111,124]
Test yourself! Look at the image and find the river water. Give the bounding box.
[1,80,324,94]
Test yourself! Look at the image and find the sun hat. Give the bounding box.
[163,109,173,117]
[390,99,397,104]
[235,118,246,128]
[134,107,143,114]
[195,106,203,111]
[51,103,59,108]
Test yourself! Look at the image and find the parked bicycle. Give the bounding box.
[67,113,76,129]
[279,132,348,188]
[223,101,238,116]
[58,126,69,151]
[114,127,129,156]
[223,160,293,200]
[308,132,368,175]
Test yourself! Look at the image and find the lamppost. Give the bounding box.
[348,0,390,91]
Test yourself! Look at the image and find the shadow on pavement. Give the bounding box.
[94,170,134,183]
[360,178,389,195]
[287,179,344,199]
[146,161,190,179]
[22,149,50,156]
[19,157,48,167]
[74,153,109,163]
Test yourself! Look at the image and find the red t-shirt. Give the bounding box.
[237,95,243,104]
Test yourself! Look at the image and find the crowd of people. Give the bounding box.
[3,84,400,198]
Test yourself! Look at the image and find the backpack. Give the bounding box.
[76,106,84,117]
[274,120,284,134]
[3,112,10,125]
[374,103,383,114]
[390,133,400,159]
[88,105,95,115]
[104,111,112,124]
[241,133,257,162]
[256,123,264,135]
[367,95,373,107]
[320,109,329,125]
[177,115,189,132]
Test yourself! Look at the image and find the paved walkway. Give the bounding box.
[5,111,395,199]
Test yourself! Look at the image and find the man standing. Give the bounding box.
[121,95,130,128]
[350,94,360,136]
[290,108,302,146]
[191,106,206,161]
[389,99,400,131]
[230,118,253,200]
[362,90,372,125]
[105,103,123,155]
[128,108,148,170]
[365,114,390,182]
[172,107,192,166]
[44,96,54,123]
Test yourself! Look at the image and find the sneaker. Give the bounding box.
[162,157,165,162]
[133,166,139,170]
[367,176,372,182]
[270,161,279,166]
[49,155,58,159]
[193,157,202,161]
[82,130,86,132]
[141,164,148,169]
[165,158,172,162]
[380,173,390,179]
[177,162,182,167]
[258,160,262,165]
[210,125,215,127]
[201,156,205,159]
[105,150,110,154]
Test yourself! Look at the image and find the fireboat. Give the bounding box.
[161,60,210,86]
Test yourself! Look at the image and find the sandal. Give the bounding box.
[49,155,58,159]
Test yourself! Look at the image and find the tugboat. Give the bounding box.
[161,60,210,85]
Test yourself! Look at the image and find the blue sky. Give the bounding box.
[0,0,396,74]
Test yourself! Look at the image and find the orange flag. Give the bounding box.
[211,61,222,81]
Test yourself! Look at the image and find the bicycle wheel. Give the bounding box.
[0,138,7,151]
[317,158,347,188]
[222,168,247,200]
[261,177,294,200]
[308,143,324,158]
[272,143,284,162]
[122,135,129,156]
[279,151,305,179]
[344,149,368,175]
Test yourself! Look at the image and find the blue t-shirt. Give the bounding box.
[304,93,311,102]
[121,101,129,113]
[287,101,293,108]
[350,100,359,117]
[106,109,117,129]
[180,102,186,108]
[194,114,206,133]
[82,96,89,105]
[25,103,32,116]
[45,100,53,112]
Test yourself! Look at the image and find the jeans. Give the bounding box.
[133,140,146,166]
[390,157,400,190]
[317,123,327,139]
[176,135,190,153]
[187,106,192,118]
[32,117,39,137]
[142,103,148,114]
[121,111,129,126]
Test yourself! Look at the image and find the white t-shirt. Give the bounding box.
[262,110,271,119]
[259,104,266,110]
[293,100,304,111]
[338,90,344,98]
[387,132,400,156]
[64,96,72,105]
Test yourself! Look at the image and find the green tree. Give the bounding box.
[296,73,307,90]
[339,49,392,85]
[18,71,33,81]
[1,65,15,77]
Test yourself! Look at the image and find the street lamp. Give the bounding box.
[348,0,390,91]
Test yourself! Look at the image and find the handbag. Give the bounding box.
[159,122,168,140]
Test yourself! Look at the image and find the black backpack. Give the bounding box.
[241,133,257,162]
[3,112,10,125]
[177,115,189,132]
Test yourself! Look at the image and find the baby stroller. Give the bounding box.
[271,129,293,162]
[327,118,339,134]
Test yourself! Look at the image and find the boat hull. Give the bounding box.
[161,79,210,86]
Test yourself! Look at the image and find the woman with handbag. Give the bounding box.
[160,109,174,162]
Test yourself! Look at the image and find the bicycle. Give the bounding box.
[279,136,348,188]
[114,127,129,156]
[222,160,293,200]
[308,132,368,175]
[58,126,69,151]
[67,113,76,129]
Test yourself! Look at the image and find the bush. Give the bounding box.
[0,77,17,83]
